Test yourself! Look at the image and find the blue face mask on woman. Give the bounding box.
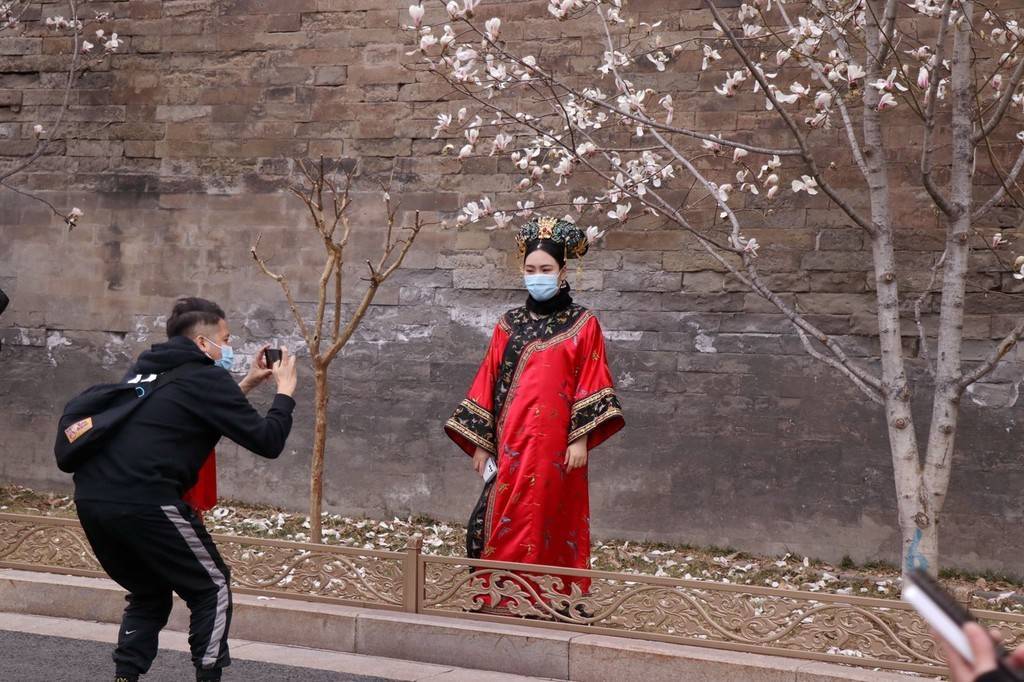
[524,274,561,302]
[201,337,235,371]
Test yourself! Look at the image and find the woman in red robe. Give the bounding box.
[445,216,624,614]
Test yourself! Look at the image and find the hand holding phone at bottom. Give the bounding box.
[945,622,1024,682]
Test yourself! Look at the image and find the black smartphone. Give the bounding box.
[264,348,283,368]
[903,569,1022,678]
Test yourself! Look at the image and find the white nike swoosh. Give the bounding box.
[125,630,137,635]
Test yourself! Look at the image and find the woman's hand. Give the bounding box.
[239,344,274,395]
[472,447,491,476]
[564,438,588,472]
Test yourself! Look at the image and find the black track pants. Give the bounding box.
[77,500,232,677]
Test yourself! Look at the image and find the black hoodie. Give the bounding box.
[72,336,296,505]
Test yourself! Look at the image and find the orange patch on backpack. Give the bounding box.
[64,417,94,444]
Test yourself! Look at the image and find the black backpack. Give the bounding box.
[54,362,203,473]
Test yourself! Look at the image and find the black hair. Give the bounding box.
[166,297,225,339]
[524,239,566,268]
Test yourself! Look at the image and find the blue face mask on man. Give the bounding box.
[201,337,235,371]
[524,274,561,302]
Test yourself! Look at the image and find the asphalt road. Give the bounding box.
[0,630,398,682]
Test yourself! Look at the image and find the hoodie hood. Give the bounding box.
[129,336,214,375]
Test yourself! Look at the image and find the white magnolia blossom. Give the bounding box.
[32,124,45,136]
[729,233,760,258]
[702,135,723,153]
[585,225,605,243]
[607,202,631,221]
[715,70,746,97]
[515,200,535,217]
[461,196,493,223]
[432,113,452,139]
[484,17,501,41]
[992,233,1009,248]
[492,211,513,229]
[1014,256,1024,280]
[398,0,1024,287]
[791,175,819,195]
[702,45,722,71]
[491,132,513,155]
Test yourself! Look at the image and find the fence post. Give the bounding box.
[403,534,423,613]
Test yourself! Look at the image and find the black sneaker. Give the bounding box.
[196,669,222,682]
[114,675,139,682]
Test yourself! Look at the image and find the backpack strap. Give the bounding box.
[128,362,207,398]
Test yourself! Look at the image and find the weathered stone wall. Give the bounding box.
[2,0,1023,574]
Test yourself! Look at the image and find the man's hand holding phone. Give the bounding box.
[270,347,297,397]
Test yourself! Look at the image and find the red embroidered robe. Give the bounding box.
[445,304,624,600]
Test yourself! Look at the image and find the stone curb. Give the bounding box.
[0,569,917,681]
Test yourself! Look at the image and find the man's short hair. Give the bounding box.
[166,297,225,339]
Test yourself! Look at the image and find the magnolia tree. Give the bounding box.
[0,0,119,227]
[251,159,424,543]
[404,0,1024,576]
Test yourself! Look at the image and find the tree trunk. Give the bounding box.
[309,362,329,543]
[861,0,929,578]
[916,0,976,577]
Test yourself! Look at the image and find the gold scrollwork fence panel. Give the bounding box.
[418,555,1024,675]
[4,512,1024,675]
[0,513,405,610]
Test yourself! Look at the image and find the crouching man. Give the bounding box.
[72,297,299,682]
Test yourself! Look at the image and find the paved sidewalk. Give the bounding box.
[0,612,555,682]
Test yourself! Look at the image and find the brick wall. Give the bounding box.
[1,0,1023,573]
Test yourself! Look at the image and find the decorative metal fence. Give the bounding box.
[2,511,1022,675]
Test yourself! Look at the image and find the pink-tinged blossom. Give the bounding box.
[733,147,748,163]
[814,91,832,111]
[992,233,1009,248]
[32,124,45,136]
[408,4,425,27]
[776,49,791,66]
[876,92,898,111]
[573,196,588,213]
[916,66,929,90]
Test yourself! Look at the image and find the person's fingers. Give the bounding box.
[255,344,270,369]
[965,622,999,673]
[942,638,974,682]
[1009,645,1024,669]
